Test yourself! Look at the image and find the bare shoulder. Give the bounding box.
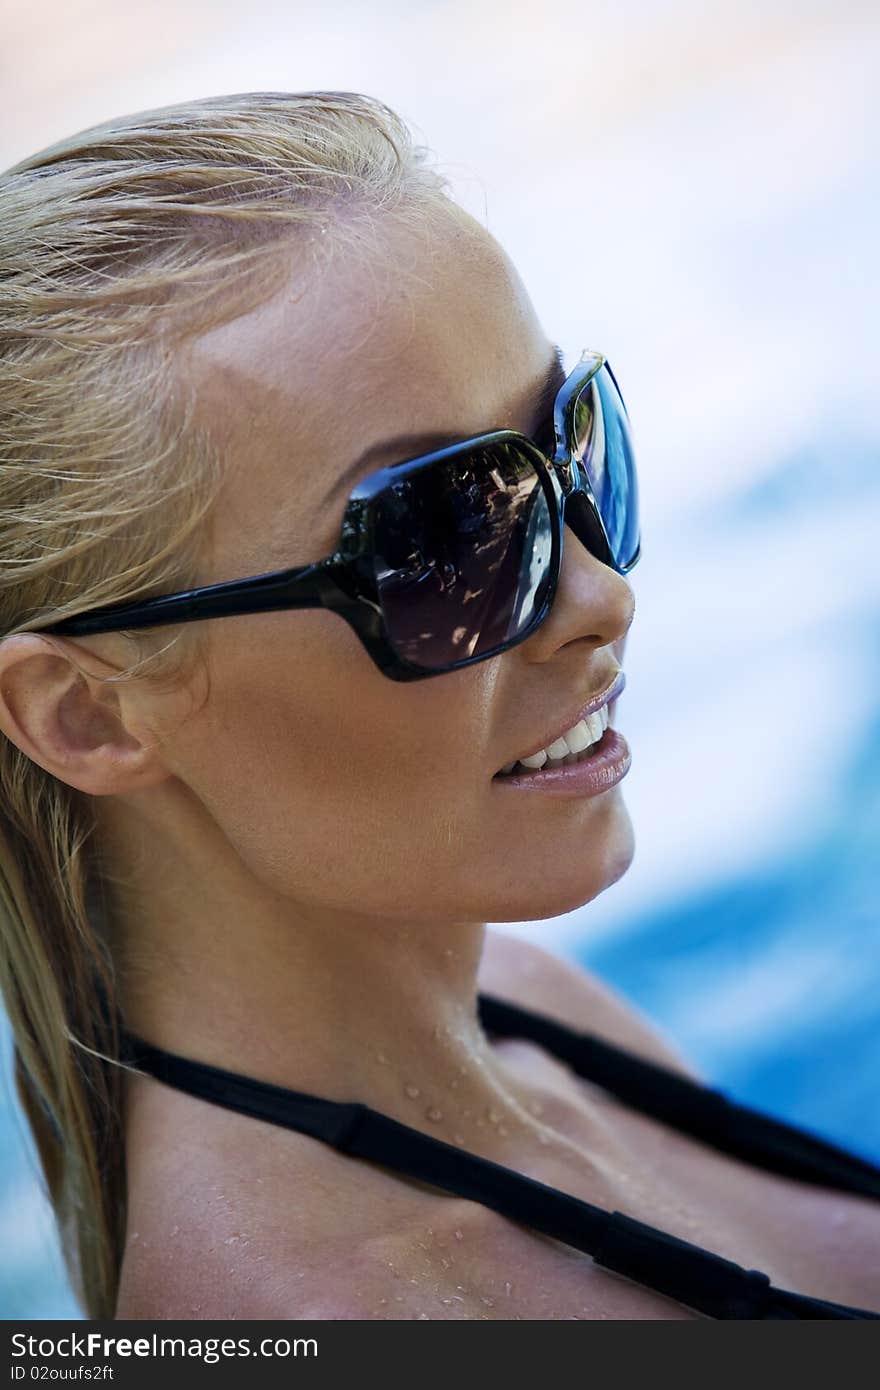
[114,1077,383,1320]
[115,1234,364,1320]
[115,1242,358,1320]
[478,928,704,1081]
[114,1169,374,1320]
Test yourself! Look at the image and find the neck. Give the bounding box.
[102,795,549,1153]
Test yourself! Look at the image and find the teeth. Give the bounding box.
[545,736,570,760]
[563,719,592,754]
[519,748,549,770]
[500,703,611,776]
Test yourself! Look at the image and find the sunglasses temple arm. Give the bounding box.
[41,563,335,637]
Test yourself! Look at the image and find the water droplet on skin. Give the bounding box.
[497,1125,509,1136]
[376,1051,389,1065]
[454,1230,464,1241]
[169,1225,180,1237]
[487,1108,501,1125]
[426,1106,443,1122]
[458,1064,468,1076]
[441,1298,453,1305]
[418,1312,430,1319]
[504,1281,512,1296]
[405,1084,421,1099]
[480,1296,495,1307]
[453,1134,465,1145]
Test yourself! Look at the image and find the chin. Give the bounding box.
[488,799,636,924]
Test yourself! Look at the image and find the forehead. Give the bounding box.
[183,207,550,577]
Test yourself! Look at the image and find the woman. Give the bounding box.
[0,91,877,1322]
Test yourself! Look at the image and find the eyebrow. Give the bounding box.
[321,343,568,505]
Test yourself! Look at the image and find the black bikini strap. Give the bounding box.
[120,1031,879,1320]
[477,993,880,1201]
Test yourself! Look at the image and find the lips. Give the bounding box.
[495,670,626,775]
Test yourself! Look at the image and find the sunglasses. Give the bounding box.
[41,349,640,682]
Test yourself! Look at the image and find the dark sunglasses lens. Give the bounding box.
[371,441,554,671]
[571,364,639,570]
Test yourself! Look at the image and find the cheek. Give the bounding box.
[173,615,493,908]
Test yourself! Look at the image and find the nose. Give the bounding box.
[521,502,635,663]
[562,487,618,571]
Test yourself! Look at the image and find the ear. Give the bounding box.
[0,633,173,796]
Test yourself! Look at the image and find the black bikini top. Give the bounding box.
[120,992,880,1320]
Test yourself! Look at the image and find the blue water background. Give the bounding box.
[1,0,878,1320]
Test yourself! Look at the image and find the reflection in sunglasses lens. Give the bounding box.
[373,442,553,670]
[572,366,639,571]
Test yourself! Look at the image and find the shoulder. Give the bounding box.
[115,1074,382,1320]
[114,1170,380,1320]
[115,1239,369,1320]
[478,928,704,1080]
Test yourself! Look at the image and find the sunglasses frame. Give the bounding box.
[39,350,641,682]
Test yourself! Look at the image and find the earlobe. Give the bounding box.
[0,633,170,796]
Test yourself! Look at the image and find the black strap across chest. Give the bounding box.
[121,992,880,1320]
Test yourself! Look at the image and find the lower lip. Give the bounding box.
[491,727,631,798]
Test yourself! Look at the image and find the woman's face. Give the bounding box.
[145,203,636,926]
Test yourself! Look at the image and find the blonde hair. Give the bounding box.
[0,90,453,1317]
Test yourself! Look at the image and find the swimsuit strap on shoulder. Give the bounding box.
[477,993,880,1200]
[120,1030,880,1321]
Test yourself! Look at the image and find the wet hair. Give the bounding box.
[0,89,453,1317]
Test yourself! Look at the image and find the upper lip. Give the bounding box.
[495,670,626,773]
